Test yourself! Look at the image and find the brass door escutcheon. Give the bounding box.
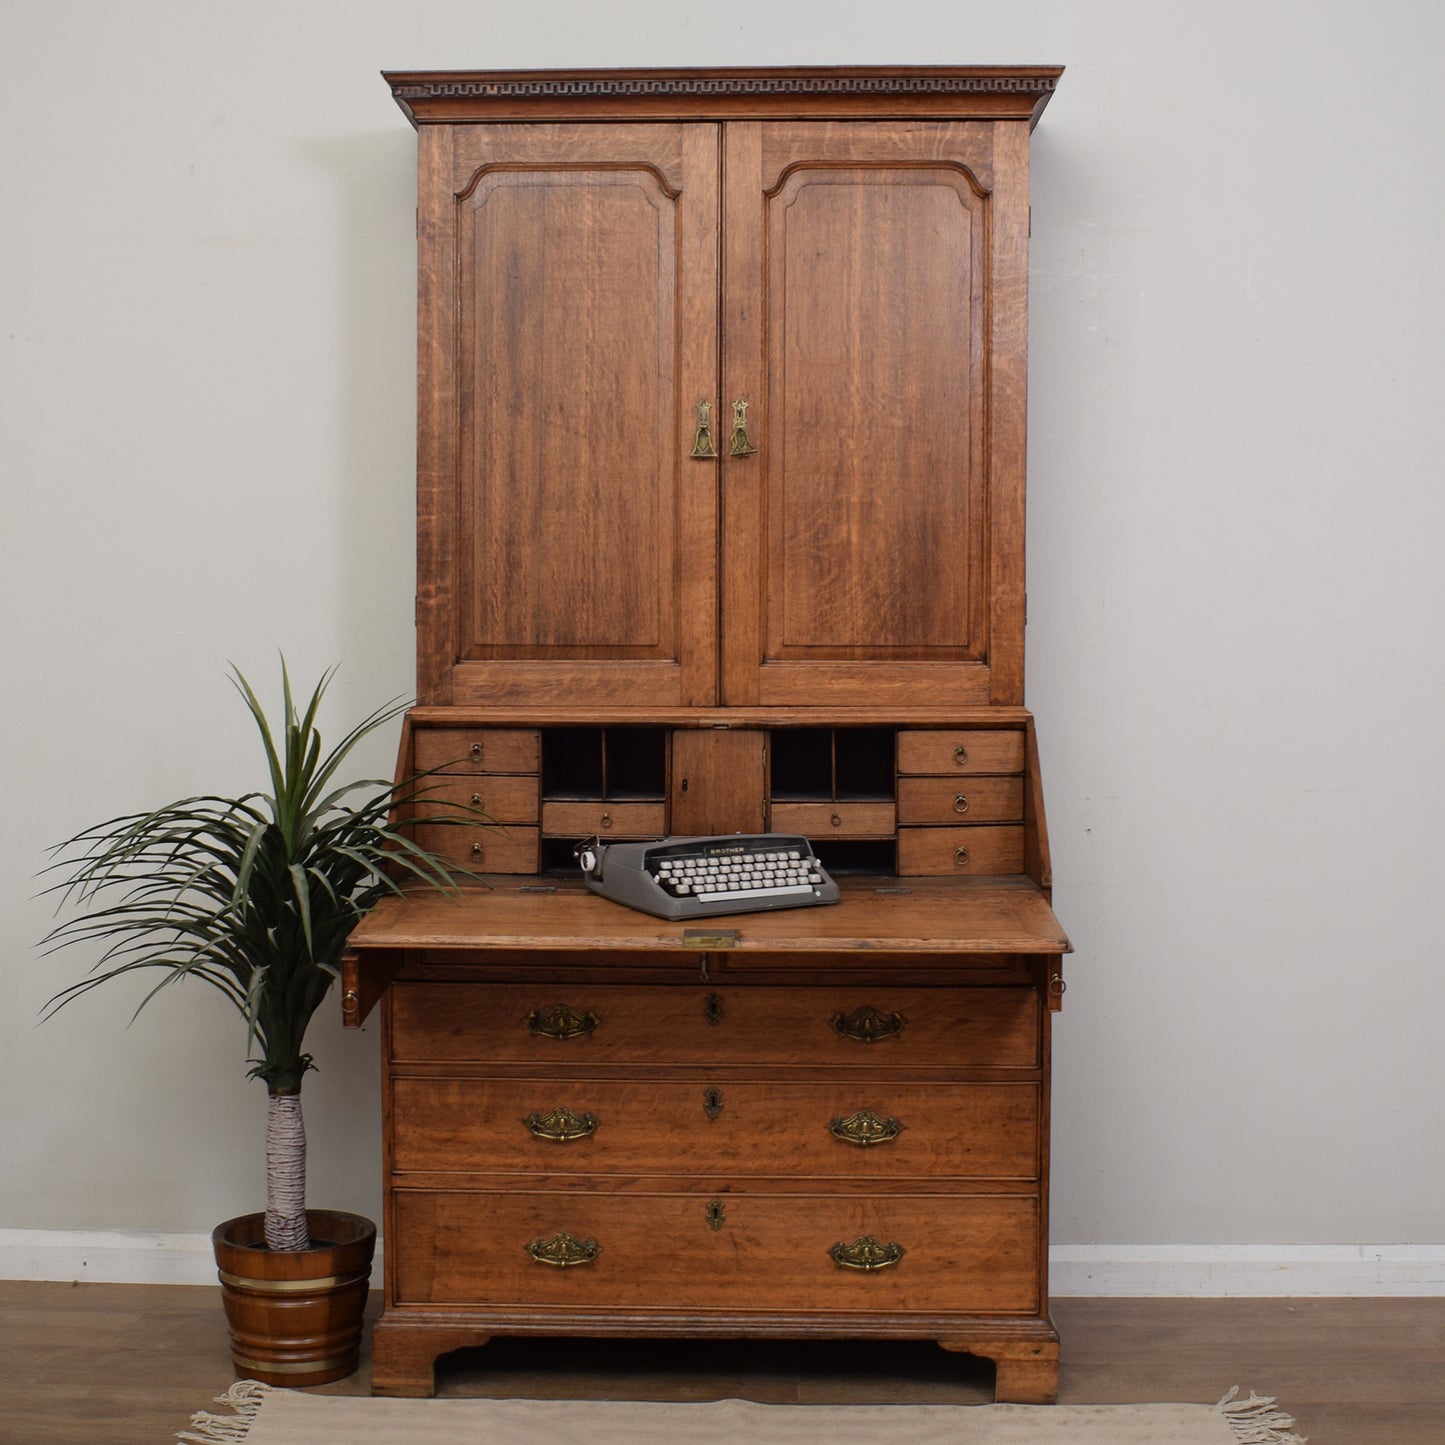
[829,1236,906,1271]
[703,1086,724,1120]
[703,992,725,1026]
[524,1105,598,1142]
[830,1005,907,1044]
[690,399,719,458]
[526,1232,600,1268]
[705,1198,727,1231]
[829,1109,904,1146]
[526,1003,600,1040]
[729,398,757,456]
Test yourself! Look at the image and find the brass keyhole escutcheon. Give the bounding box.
[705,1198,727,1232]
[703,992,725,1026]
[703,1086,724,1120]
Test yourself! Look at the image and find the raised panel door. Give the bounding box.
[720,121,1031,706]
[416,123,721,707]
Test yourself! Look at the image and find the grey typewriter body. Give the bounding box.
[577,834,840,920]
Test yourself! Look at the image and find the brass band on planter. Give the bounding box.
[217,1268,371,1294]
[830,1005,907,1043]
[526,1232,600,1267]
[231,1351,355,1375]
[829,1236,906,1270]
[526,1003,599,1039]
[829,1109,904,1146]
[524,1105,598,1141]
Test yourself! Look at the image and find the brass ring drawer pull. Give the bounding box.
[830,1005,907,1044]
[469,741,484,761]
[525,1106,598,1142]
[953,744,969,766]
[526,1003,600,1040]
[953,793,969,814]
[829,1236,906,1271]
[829,1109,904,1146]
[955,846,970,867]
[526,1232,600,1268]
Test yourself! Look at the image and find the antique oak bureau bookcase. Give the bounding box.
[342,65,1071,1402]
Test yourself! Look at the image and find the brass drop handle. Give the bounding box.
[829,1236,906,1271]
[830,812,843,828]
[526,1003,600,1040]
[526,1232,600,1267]
[953,794,969,814]
[469,741,484,762]
[729,398,758,457]
[954,847,970,867]
[470,792,484,807]
[599,811,613,828]
[953,744,969,766]
[830,1005,907,1044]
[689,399,719,458]
[470,842,485,859]
[829,1109,904,1146]
[524,1106,598,1142]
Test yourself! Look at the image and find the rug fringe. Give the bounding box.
[1216,1386,1308,1443]
[175,1380,271,1443]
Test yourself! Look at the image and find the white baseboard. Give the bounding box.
[1051,1244,1445,1296]
[4,1230,1443,1295]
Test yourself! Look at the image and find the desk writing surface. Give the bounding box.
[348,875,1070,957]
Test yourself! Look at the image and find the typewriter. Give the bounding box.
[575,833,840,920]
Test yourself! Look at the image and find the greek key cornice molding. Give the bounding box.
[389,70,1060,105]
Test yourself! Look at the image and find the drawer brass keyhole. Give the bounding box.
[703,993,725,1026]
[703,1087,724,1120]
[705,1198,727,1231]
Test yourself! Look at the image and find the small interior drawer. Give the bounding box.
[413,728,540,775]
[540,801,667,838]
[411,823,540,874]
[768,802,896,837]
[413,774,539,825]
[896,730,1025,776]
[896,825,1025,876]
[896,777,1023,826]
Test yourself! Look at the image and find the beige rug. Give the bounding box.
[178,1381,1305,1443]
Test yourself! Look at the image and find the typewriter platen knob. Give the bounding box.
[574,835,602,876]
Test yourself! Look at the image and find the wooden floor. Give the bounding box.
[1,1283,1441,1442]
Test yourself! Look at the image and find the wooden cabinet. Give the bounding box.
[349,64,1067,1404]
[404,74,1049,711]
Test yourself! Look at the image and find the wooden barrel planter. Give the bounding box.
[212,1210,376,1387]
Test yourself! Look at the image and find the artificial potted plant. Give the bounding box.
[40,663,483,1386]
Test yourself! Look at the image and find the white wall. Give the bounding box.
[4,0,1442,1269]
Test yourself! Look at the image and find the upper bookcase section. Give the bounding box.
[384,65,1063,128]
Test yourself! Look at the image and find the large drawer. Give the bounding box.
[390,1078,1040,1180]
[391,1188,1040,1315]
[389,984,1041,1069]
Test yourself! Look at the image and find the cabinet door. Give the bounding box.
[720,122,1030,707]
[417,123,720,707]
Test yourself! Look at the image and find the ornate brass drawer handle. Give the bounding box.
[526,1232,600,1268]
[829,1109,904,1146]
[830,1005,907,1044]
[526,1003,600,1040]
[524,1106,598,1142]
[829,1236,906,1271]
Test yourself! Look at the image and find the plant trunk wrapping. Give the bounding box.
[265,1090,309,1251]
